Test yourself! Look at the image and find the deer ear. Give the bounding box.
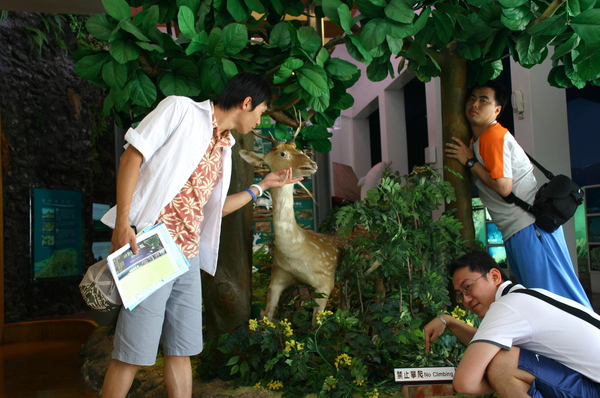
[239,149,265,166]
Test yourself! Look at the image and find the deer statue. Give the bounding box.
[239,134,343,322]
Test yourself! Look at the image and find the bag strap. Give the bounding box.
[501,284,600,330]
[499,152,552,216]
[502,193,540,216]
[525,152,555,180]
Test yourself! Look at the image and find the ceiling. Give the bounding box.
[0,0,104,15]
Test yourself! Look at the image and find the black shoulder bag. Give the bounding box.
[502,153,583,233]
[501,283,600,329]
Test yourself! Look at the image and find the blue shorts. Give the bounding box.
[505,224,592,309]
[112,255,203,366]
[519,348,600,398]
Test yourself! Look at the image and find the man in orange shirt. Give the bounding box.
[445,80,590,309]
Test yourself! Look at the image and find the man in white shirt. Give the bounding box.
[101,73,302,398]
[424,251,600,398]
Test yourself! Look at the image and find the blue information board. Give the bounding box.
[31,188,83,280]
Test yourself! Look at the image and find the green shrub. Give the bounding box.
[201,166,471,397]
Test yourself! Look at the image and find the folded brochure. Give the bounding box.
[107,223,190,310]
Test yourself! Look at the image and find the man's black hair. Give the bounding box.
[448,251,508,281]
[214,72,272,111]
[468,80,508,118]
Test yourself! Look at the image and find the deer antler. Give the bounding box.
[251,129,278,144]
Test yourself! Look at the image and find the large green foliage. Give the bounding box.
[202,166,472,397]
[317,0,600,88]
[74,0,361,152]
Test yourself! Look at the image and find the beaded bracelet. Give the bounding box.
[250,184,263,197]
[243,188,256,201]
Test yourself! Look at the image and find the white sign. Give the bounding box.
[394,367,455,383]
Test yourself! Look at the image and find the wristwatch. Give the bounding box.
[465,157,478,169]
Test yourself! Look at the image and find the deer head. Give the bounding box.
[239,140,317,178]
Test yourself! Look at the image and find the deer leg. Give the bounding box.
[264,267,298,320]
[311,282,335,324]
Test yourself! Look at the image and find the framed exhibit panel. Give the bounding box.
[30,187,84,280]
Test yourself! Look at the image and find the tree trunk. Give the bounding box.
[440,42,475,245]
[202,131,254,339]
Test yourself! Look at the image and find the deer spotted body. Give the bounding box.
[240,142,343,321]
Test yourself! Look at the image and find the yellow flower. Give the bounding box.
[261,316,276,329]
[253,382,262,389]
[296,342,304,351]
[266,380,283,390]
[248,319,258,331]
[465,319,474,327]
[353,378,367,386]
[279,318,294,337]
[451,306,467,319]
[323,375,337,391]
[284,340,296,353]
[367,388,379,398]
[315,310,334,325]
[334,353,352,370]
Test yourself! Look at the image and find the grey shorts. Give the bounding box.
[112,255,203,366]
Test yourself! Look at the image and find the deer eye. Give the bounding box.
[279,152,286,157]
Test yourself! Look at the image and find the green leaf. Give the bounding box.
[386,20,413,39]
[223,23,247,56]
[86,14,117,40]
[571,9,600,45]
[386,35,404,54]
[102,0,131,21]
[178,6,197,39]
[501,6,532,31]
[479,59,503,83]
[432,11,454,44]
[128,69,157,107]
[457,41,482,60]
[296,64,328,97]
[119,20,150,41]
[355,0,385,19]
[310,138,332,153]
[227,0,249,22]
[137,41,164,53]
[498,0,528,7]
[552,34,580,60]
[573,50,600,80]
[322,0,344,26]
[326,58,358,78]
[142,6,160,35]
[270,22,292,49]
[548,65,573,88]
[360,18,387,50]
[177,0,201,14]
[467,0,493,6]
[339,3,353,34]
[244,0,265,13]
[385,0,415,24]
[170,58,198,77]
[109,40,141,64]
[298,27,322,55]
[302,124,332,140]
[337,92,354,109]
[347,35,373,65]
[367,58,391,81]
[526,15,567,37]
[567,0,596,17]
[221,58,238,79]
[209,27,224,60]
[102,60,128,89]
[186,31,209,55]
[75,53,111,79]
[158,72,190,96]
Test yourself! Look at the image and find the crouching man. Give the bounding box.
[424,251,600,398]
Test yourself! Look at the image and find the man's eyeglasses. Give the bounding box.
[455,272,488,304]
